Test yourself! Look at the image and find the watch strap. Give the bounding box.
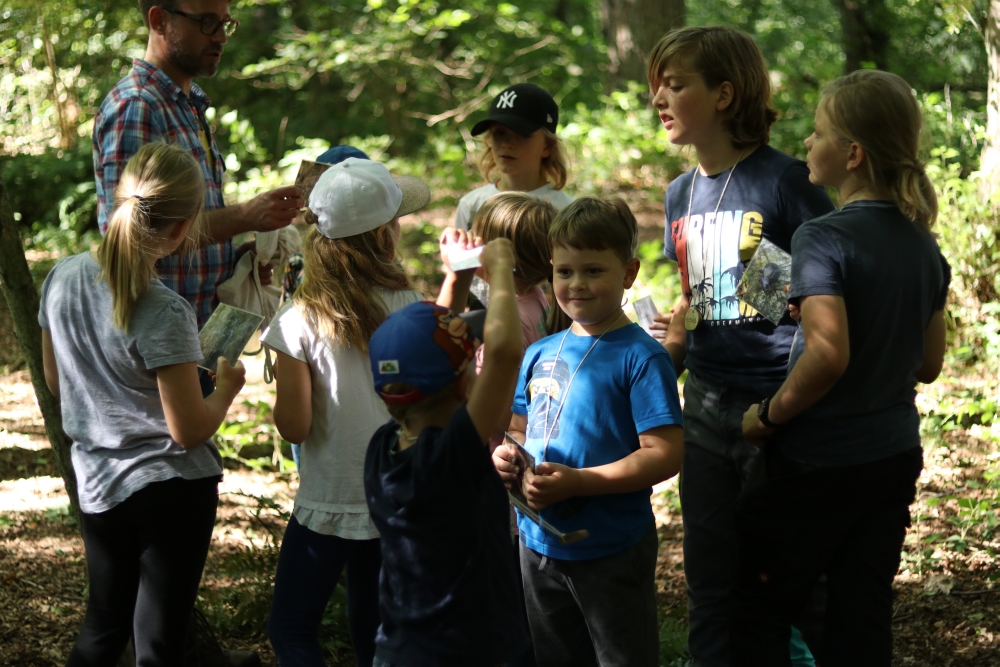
[758,397,777,428]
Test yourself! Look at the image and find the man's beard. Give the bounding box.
[166,37,219,78]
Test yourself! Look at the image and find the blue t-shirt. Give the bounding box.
[363,406,529,667]
[664,145,834,394]
[511,323,683,560]
[776,201,951,466]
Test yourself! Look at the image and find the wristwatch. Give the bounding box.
[757,397,777,428]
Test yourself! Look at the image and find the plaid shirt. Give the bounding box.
[93,59,234,328]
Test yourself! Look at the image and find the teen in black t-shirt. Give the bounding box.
[648,27,833,665]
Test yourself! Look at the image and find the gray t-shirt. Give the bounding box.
[39,252,222,513]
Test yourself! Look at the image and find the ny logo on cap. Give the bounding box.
[497,91,517,109]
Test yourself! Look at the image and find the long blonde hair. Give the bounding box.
[98,142,204,330]
[476,128,569,190]
[821,70,938,230]
[294,225,412,352]
[472,192,556,292]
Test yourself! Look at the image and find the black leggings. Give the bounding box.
[66,475,219,667]
[730,447,922,667]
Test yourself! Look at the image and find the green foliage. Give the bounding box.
[658,614,689,666]
[237,0,605,157]
[562,83,688,196]
[214,398,294,473]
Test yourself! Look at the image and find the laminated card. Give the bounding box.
[736,238,793,325]
[504,433,589,544]
[198,304,265,373]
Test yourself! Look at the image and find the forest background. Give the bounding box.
[3,0,1000,665]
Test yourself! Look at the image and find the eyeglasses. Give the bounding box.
[163,8,239,37]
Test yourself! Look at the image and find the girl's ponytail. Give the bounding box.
[893,160,937,231]
[98,142,204,330]
[822,70,938,231]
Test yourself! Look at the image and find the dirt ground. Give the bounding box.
[1,206,999,666]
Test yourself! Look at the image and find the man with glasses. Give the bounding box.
[93,0,303,331]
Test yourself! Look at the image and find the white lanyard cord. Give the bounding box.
[540,311,626,463]
[685,148,747,315]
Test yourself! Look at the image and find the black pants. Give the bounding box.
[519,524,659,667]
[730,446,922,667]
[66,475,220,667]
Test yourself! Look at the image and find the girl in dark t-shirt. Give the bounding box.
[733,70,949,666]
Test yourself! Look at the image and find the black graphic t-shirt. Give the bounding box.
[776,201,951,466]
[663,145,834,394]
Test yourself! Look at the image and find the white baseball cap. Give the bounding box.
[308,158,430,239]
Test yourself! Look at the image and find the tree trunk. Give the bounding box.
[0,167,80,519]
[982,0,1000,200]
[39,9,74,150]
[602,0,685,91]
[830,0,891,72]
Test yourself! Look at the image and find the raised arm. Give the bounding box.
[465,239,520,443]
[156,358,246,449]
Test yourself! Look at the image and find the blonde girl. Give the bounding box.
[262,158,431,667]
[733,70,950,665]
[454,83,574,230]
[42,142,246,666]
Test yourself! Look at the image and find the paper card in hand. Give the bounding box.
[294,160,332,226]
[633,296,659,334]
[736,238,793,325]
[447,245,484,272]
[198,304,264,372]
[503,433,589,545]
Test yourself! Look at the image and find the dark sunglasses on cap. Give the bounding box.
[163,8,239,37]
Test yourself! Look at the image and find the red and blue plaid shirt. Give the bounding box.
[93,59,234,328]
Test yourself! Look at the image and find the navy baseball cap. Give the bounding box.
[471,83,559,137]
[317,145,369,165]
[370,302,478,405]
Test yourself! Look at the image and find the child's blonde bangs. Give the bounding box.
[475,129,569,190]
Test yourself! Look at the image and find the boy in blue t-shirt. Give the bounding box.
[494,196,684,667]
[363,239,530,667]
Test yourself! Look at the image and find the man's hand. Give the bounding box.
[522,462,583,511]
[741,403,773,448]
[240,185,304,233]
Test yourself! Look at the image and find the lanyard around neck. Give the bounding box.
[539,312,625,463]
[685,148,747,316]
